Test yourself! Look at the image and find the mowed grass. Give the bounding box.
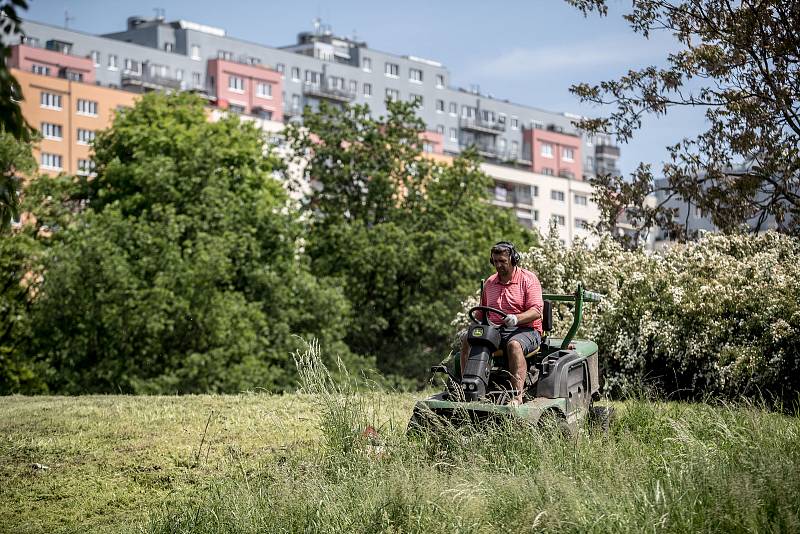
[2,349,799,533]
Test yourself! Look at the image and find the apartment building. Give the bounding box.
[15,14,619,243]
[12,64,137,176]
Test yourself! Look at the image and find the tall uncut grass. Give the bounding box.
[146,341,800,533]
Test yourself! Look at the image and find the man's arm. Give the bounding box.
[514,306,541,324]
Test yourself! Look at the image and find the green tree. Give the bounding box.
[0,130,46,393]
[568,0,800,241]
[0,0,32,234]
[31,92,361,394]
[286,101,534,382]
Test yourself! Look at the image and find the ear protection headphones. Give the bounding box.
[489,241,520,266]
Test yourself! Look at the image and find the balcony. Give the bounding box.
[302,83,355,103]
[595,144,621,158]
[121,71,181,92]
[460,117,506,135]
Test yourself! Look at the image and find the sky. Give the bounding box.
[23,0,708,177]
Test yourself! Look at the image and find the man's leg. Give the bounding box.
[506,340,526,404]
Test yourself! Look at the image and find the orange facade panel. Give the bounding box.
[13,68,138,176]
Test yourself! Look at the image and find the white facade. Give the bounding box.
[481,162,600,246]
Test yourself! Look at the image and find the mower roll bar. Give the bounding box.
[542,283,603,350]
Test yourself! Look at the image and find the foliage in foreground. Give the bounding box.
[459,230,800,403]
[568,0,800,240]
[143,342,800,534]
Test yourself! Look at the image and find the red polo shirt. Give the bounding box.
[480,267,544,333]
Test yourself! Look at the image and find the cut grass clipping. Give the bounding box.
[1,339,799,533]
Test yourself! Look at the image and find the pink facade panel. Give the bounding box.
[9,44,95,84]
[421,131,443,154]
[523,128,582,180]
[208,59,283,121]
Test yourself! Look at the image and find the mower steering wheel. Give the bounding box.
[468,306,508,328]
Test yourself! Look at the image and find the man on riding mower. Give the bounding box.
[460,241,543,406]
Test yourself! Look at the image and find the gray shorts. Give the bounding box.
[460,326,541,355]
[500,327,541,355]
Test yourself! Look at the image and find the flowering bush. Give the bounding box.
[458,230,800,402]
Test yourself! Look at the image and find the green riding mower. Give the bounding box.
[409,283,613,435]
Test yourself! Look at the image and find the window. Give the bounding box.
[562,147,574,161]
[77,128,96,145]
[149,64,168,78]
[31,64,50,76]
[435,74,444,88]
[40,92,62,109]
[532,185,539,197]
[511,141,519,157]
[449,102,457,115]
[176,69,184,81]
[533,210,539,222]
[575,218,589,230]
[124,59,141,75]
[90,50,100,66]
[436,124,444,135]
[288,67,298,81]
[511,117,519,129]
[291,94,301,110]
[409,68,423,82]
[410,93,423,107]
[541,143,554,158]
[164,42,174,52]
[229,75,244,91]
[305,70,321,85]
[257,109,273,120]
[191,45,201,60]
[449,128,457,141]
[552,214,566,226]
[77,158,96,176]
[363,83,372,97]
[541,167,554,176]
[192,72,202,86]
[435,99,444,112]
[559,170,575,179]
[327,76,345,90]
[362,57,372,71]
[494,184,509,202]
[218,50,234,61]
[276,63,285,75]
[228,104,245,114]
[385,62,399,77]
[423,142,434,153]
[107,54,118,70]
[551,190,565,202]
[23,36,39,47]
[386,88,399,101]
[575,194,588,206]
[41,122,62,140]
[40,153,63,170]
[498,138,506,153]
[256,82,272,98]
[349,80,357,93]
[76,99,98,116]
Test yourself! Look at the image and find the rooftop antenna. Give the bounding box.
[153,7,165,20]
[64,10,75,29]
[312,16,321,35]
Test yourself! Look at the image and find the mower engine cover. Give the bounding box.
[461,323,501,401]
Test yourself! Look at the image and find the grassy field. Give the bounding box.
[2,352,800,533]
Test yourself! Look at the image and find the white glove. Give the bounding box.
[503,314,518,327]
